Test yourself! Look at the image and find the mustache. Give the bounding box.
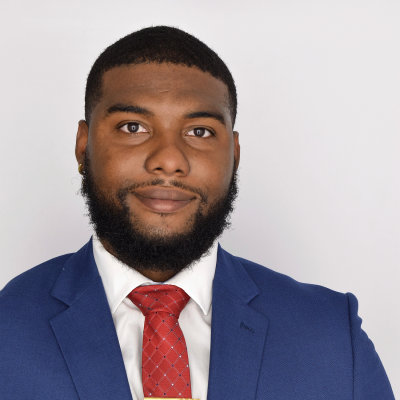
[117,178,209,204]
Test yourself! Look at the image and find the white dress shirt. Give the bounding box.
[92,236,218,400]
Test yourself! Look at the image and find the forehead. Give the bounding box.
[98,63,230,117]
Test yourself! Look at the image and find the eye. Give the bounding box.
[120,122,148,134]
[186,127,213,137]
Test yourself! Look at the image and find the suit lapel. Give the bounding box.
[49,240,268,400]
[207,246,269,400]
[50,240,132,400]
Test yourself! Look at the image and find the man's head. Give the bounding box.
[76,26,240,280]
[84,26,237,127]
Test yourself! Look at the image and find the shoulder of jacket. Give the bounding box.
[0,253,74,298]
[234,255,348,310]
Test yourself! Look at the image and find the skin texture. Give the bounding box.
[75,63,240,281]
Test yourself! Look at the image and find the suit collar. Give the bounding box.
[51,240,258,308]
[50,239,132,400]
[207,246,269,400]
[51,238,99,306]
[215,244,260,304]
[49,240,268,400]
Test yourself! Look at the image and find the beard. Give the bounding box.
[81,153,238,275]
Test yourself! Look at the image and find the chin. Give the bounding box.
[130,209,198,237]
[130,219,194,240]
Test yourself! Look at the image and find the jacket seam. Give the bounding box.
[346,293,355,400]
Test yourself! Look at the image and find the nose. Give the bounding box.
[144,134,190,178]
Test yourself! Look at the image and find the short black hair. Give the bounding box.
[85,26,237,127]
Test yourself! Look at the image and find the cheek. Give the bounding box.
[88,142,145,190]
[195,152,233,198]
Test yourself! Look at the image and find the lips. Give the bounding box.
[132,187,196,213]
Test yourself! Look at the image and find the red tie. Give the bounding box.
[127,285,192,398]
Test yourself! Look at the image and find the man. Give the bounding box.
[0,26,395,400]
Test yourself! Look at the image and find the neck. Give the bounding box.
[99,238,178,282]
[135,269,177,282]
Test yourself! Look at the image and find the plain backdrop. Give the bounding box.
[1,0,399,395]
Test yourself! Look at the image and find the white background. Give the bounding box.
[0,0,398,395]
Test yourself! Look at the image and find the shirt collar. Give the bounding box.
[92,235,217,316]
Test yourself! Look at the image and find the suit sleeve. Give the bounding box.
[346,292,395,399]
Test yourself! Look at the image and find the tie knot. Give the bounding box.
[127,284,190,318]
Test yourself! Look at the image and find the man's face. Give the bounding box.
[76,63,240,274]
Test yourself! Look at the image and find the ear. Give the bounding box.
[75,120,89,164]
[233,130,240,172]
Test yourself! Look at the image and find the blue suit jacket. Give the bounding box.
[0,239,395,399]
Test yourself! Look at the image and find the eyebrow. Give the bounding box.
[104,103,154,118]
[104,103,226,126]
[183,111,226,127]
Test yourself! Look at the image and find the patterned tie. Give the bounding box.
[127,285,192,398]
